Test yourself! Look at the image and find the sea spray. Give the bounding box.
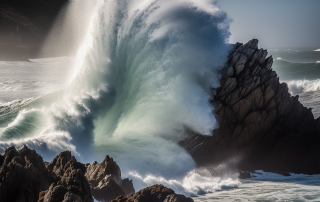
[63,0,231,176]
[0,0,232,194]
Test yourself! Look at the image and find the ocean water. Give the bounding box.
[270,48,320,118]
[1,0,320,201]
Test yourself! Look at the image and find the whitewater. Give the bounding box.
[0,0,236,195]
[1,0,320,201]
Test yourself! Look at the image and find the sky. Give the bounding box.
[217,0,320,48]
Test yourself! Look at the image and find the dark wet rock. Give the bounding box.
[0,145,137,202]
[182,39,320,174]
[0,146,53,202]
[111,185,193,202]
[38,151,93,202]
[239,171,251,179]
[85,155,135,201]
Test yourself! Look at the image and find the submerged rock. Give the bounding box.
[111,185,193,202]
[85,155,135,201]
[183,39,320,174]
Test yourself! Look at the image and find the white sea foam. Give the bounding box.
[194,171,320,201]
[286,79,320,94]
[0,131,78,159]
[128,169,240,196]
[314,49,320,51]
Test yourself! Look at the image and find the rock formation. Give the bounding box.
[111,185,193,202]
[183,39,320,174]
[38,151,93,202]
[85,155,135,201]
[0,146,53,202]
[0,146,194,202]
[0,146,136,202]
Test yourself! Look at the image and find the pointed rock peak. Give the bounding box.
[4,146,18,155]
[104,155,112,163]
[58,150,72,159]
[246,38,259,49]
[4,146,19,164]
[233,42,243,49]
[19,145,31,153]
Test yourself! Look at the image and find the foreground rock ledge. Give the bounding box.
[111,185,193,202]
[0,146,192,202]
[183,39,320,174]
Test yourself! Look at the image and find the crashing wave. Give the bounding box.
[0,0,232,195]
[286,79,320,94]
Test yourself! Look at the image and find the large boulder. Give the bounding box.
[111,185,193,202]
[183,39,320,174]
[85,155,135,201]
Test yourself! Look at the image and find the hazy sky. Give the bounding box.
[218,0,320,48]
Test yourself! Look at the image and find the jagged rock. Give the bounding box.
[182,39,320,174]
[85,155,135,201]
[110,185,193,202]
[38,151,93,202]
[0,146,135,202]
[0,146,53,202]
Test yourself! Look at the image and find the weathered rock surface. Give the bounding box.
[111,185,193,202]
[38,151,93,202]
[183,39,320,174]
[85,155,135,201]
[0,147,196,202]
[0,146,54,202]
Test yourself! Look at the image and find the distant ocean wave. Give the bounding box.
[314,49,320,51]
[275,57,320,64]
[285,79,320,94]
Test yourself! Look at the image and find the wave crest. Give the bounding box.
[286,79,320,94]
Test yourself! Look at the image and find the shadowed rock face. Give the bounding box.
[85,155,135,202]
[183,39,320,174]
[38,151,93,202]
[0,146,54,202]
[111,185,193,202]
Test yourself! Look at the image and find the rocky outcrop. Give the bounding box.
[38,151,93,202]
[0,145,138,202]
[85,155,135,201]
[0,147,195,202]
[0,146,54,202]
[183,39,320,174]
[0,146,93,202]
[111,185,193,202]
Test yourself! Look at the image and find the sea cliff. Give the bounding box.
[183,39,320,174]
